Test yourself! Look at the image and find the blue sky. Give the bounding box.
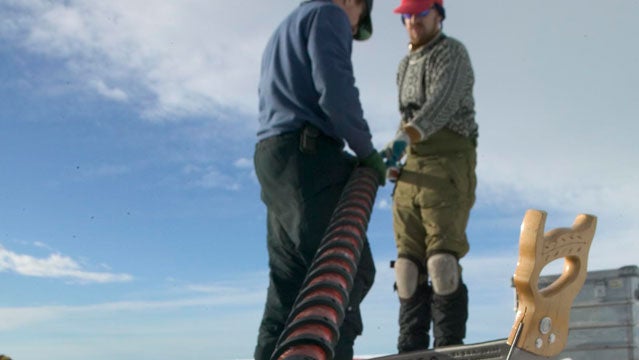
[1,1,638,359]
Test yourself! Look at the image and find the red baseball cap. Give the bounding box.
[393,0,443,15]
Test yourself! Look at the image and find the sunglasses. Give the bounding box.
[400,9,431,21]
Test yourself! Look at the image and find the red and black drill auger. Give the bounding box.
[270,166,379,360]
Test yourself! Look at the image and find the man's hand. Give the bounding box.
[360,150,387,186]
[380,131,409,166]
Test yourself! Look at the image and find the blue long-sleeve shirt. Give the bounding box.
[257,0,374,158]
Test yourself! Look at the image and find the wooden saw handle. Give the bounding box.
[507,209,596,357]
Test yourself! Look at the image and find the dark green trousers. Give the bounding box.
[253,131,376,360]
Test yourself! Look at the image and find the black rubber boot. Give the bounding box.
[432,282,468,348]
[397,282,433,353]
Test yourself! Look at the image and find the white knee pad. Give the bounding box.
[427,253,459,296]
[395,258,419,299]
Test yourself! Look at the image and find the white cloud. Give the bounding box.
[376,198,391,210]
[0,245,132,283]
[0,277,265,332]
[33,241,52,250]
[0,306,61,332]
[0,0,291,120]
[90,79,128,102]
[234,158,253,169]
[193,168,240,191]
[0,306,264,360]
[77,164,131,179]
[182,160,257,191]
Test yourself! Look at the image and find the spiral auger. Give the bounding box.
[271,167,379,360]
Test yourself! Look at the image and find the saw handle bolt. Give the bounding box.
[539,317,552,334]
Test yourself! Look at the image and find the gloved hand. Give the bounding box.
[360,150,386,186]
[380,131,409,167]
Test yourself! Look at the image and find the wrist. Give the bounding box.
[402,123,424,143]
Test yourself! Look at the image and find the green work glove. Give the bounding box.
[360,150,386,186]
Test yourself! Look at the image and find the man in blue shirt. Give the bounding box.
[253,0,385,359]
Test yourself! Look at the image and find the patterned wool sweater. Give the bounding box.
[397,33,478,141]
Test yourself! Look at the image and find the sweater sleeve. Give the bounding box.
[408,40,474,140]
[306,6,374,158]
